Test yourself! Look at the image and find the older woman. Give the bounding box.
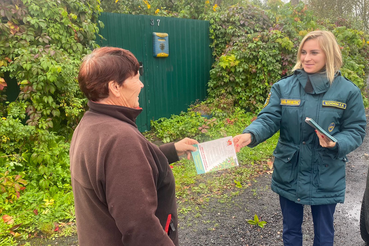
[234,30,366,245]
[70,47,198,246]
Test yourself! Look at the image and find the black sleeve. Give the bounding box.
[159,143,179,164]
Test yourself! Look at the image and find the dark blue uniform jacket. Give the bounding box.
[244,69,366,205]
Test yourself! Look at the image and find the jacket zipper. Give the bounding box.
[310,93,324,202]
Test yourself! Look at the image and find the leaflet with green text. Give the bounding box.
[191,136,239,174]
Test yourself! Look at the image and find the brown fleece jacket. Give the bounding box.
[70,101,179,246]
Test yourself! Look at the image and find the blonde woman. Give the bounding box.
[234,30,366,245]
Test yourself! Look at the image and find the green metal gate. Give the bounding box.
[97,13,213,132]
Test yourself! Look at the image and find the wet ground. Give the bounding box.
[178,110,369,246]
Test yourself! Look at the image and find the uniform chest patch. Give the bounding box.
[280,99,301,106]
[322,100,346,109]
[328,122,335,132]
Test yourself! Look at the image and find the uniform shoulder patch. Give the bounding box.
[263,92,271,108]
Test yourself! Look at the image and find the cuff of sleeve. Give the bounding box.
[330,142,339,151]
[328,142,342,159]
[159,143,179,164]
[243,130,257,147]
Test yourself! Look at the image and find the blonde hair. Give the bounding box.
[292,30,342,83]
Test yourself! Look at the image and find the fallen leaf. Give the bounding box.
[9,231,21,237]
[267,159,273,170]
[54,223,59,232]
[9,223,22,231]
[2,215,14,225]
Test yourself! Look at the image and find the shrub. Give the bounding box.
[207,30,295,112]
[206,2,369,112]
[0,0,101,241]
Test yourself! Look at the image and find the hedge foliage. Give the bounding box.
[0,0,368,243]
[205,2,369,112]
[0,0,101,242]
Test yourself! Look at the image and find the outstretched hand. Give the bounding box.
[315,130,336,148]
[174,137,199,160]
[233,133,252,152]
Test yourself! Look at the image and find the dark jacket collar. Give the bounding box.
[295,69,331,94]
[87,100,143,128]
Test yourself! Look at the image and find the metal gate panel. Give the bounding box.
[97,13,213,132]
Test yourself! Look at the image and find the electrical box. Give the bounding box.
[153,32,169,58]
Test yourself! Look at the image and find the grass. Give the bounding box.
[172,132,279,219]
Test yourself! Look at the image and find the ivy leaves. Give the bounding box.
[0,0,100,240]
[206,2,369,112]
[1,0,100,134]
[208,27,295,112]
[0,78,6,91]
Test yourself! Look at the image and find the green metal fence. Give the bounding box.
[97,13,213,131]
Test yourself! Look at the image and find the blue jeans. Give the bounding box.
[279,195,336,246]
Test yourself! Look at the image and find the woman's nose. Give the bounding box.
[304,53,311,61]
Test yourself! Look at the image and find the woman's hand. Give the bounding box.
[315,130,336,148]
[233,133,252,152]
[174,138,199,160]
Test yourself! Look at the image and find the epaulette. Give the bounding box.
[281,73,294,79]
[276,73,294,82]
[341,75,360,88]
[336,71,353,84]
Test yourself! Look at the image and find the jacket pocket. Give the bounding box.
[316,151,346,192]
[272,143,299,184]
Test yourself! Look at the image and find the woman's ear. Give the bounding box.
[108,81,121,98]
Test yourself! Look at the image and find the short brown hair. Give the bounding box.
[292,30,342,83]
[78,47,140,101]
